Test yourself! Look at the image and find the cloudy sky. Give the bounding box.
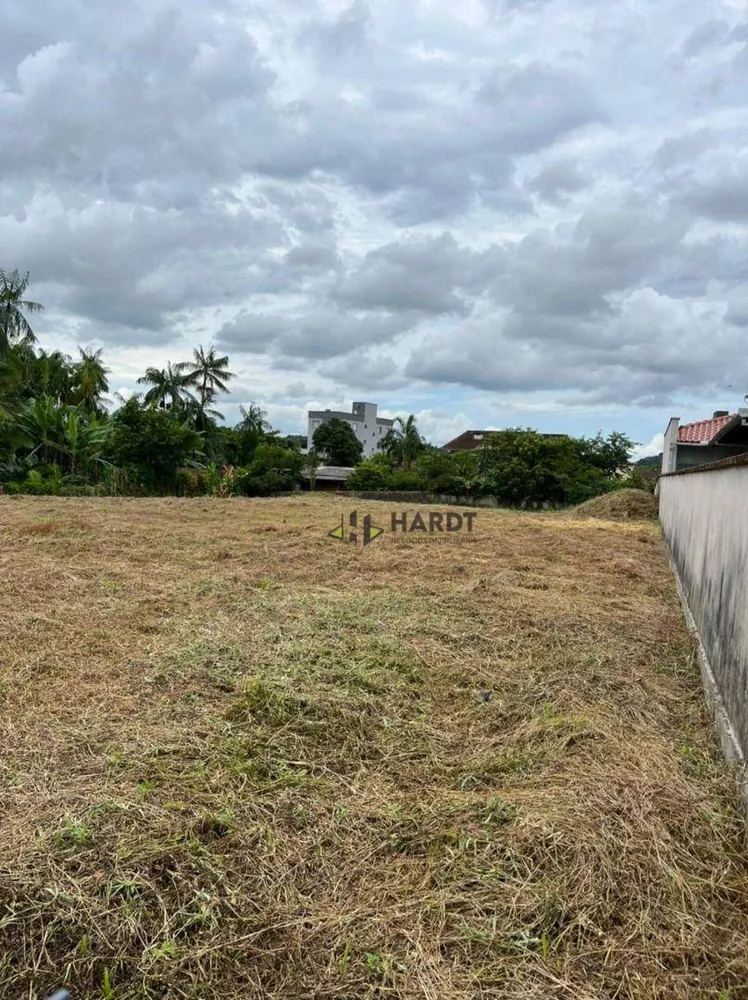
[3,0,748,454]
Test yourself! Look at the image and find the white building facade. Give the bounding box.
[307,402,394,459]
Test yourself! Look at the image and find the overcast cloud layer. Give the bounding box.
[3,0,748,451]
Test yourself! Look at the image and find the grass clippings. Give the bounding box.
[569,487,659,521]
[0,495,746,1000]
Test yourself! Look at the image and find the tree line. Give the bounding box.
[345,426,645,506]
[0,269,642,503]
[0,270,307,495]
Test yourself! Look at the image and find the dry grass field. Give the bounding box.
[1,494,748,1000]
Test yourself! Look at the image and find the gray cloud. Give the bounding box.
[0,6,274,202]
[681,20,731,58]
[2,0,748,430]
[0,191,289,338]
[333,234,476,315]
[319,352,408,392]
[685,170,748,221]
[300,0,371,60]
[725,289,748,327]
[405,286,742,407]
[489,202,691,325]
[526,159,589,204]
[216,307,413,361]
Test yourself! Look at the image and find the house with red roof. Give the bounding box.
[661,409,748,474]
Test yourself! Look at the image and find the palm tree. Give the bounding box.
[0,343,30,401]
[234,403,270,463]
[22,396,110,476]
[22,396,68,466]
[34,350,75,405]
[380,414,424,470]
[0,397,31,464]
[180,345,235,407]
[72,348,110,415]
[236,403,270,436]
[0,270,43,356]
[183,392,224,435]
[137,363,195,411]
[0,344,35,465]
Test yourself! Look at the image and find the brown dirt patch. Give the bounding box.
[568,488,658,521]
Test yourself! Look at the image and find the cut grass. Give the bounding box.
[0,494,747,999]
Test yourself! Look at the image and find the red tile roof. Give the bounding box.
[678,414,735,443]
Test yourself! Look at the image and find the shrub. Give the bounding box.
[175,467,214,497]
[347,457,394,491]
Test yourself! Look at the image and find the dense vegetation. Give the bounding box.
[349,428,644,506]
[0,271,303,496]
[0,270,642,503]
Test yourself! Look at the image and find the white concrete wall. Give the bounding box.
[659,461,748,759]
[662,417,679,475]
[353,402,377,457]
[358,402,388,457]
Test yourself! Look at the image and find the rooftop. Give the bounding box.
[303,465,353,480]
[678,413,736,444]
[442,430,491,451]
[443,429,571,451]
[308,408,393,426]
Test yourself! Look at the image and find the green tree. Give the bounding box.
[476,429,622,506]
[181,345,236,407]
[243,441,303,495]
[183,393,224,439]
[106,396,203,491]
[346,454,396,491]
[22,396,71,466]
[18,396,110,478]
[416,448,476,495]
[476,429,564,506]
[582,431,635,477]
[0,270,43,356]
[136,363,195,411]
[312,417,363,466]
[70,349,110,415]
[33,350,75,404]
[380,414,425,470]
[232,404,270,464]
[303,448,322,491]
[0,400,32,469]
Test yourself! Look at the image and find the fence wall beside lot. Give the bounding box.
[659,455,748,763]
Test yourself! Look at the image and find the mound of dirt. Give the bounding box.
[569,488,658,521]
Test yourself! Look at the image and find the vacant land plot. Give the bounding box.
[1,495,747,1000]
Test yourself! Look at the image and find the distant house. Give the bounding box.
[442,430,491,452]
[307,401,394,459]
[302,465,352,492]
[661,410,748,474]
[442,429,568,452]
